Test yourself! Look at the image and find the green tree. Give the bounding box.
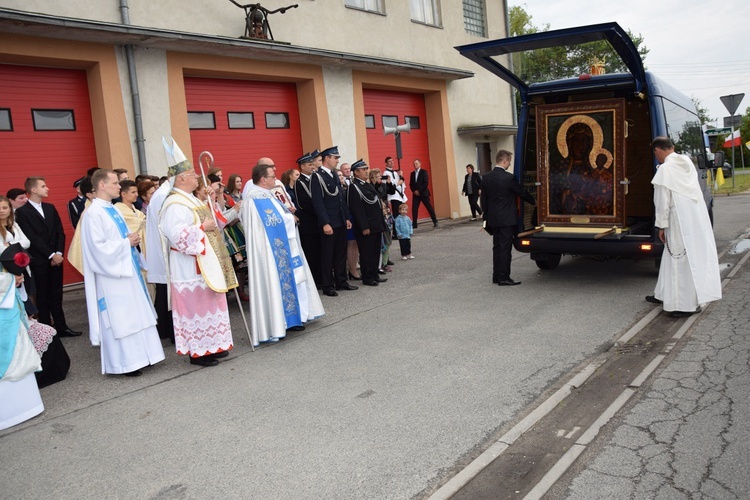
[691,96,713,125]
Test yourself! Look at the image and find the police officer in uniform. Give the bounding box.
[294,151,322,287]
[311,146,357,297]
[347,159,388,287]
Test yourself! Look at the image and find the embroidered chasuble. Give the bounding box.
[160,189,234,357]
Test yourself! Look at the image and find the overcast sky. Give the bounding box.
[508,0,750,127]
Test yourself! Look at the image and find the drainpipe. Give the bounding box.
[119,0,148,173]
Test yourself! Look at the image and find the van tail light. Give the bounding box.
[641,244,652,251]
[520,240,531,246]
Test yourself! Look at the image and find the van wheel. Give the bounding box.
[535,254,561,270]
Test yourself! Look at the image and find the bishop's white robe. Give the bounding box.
[160,189,233,357]
[80,198,165,374]
[0,272,44,430]
[652,153,722,312]
[240,184,324,346]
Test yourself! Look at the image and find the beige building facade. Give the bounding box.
[0,0,516,221]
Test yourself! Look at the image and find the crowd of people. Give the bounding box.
[0,139,435,431]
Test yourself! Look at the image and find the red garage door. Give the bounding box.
[185,77,303,182]
[0,64,98,285]
[363,89,432,221]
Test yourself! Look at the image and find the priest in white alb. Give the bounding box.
[80,169,165,376]
[159,138,235,367]
[240,161,324,346]
[647,136,721,317]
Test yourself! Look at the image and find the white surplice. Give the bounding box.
[652,153,722,312]
[146,181,172,285]
[240,184,324,346]
[0,272,44,430]
[80,198,165,374]
[160,189,233,357]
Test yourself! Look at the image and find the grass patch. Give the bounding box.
[712,168,750,195]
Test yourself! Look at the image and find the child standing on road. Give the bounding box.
[395,204,414,260]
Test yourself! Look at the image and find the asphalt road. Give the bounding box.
[1,194,748,499]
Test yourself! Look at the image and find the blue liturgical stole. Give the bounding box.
[252,196,303,328]
[102,205,150,306]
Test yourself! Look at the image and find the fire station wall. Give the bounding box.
[0,33,134,173]
[352,71,459,220]
[164,52,331,165]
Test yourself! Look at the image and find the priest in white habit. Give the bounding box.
[80,169,165,376]
[646,136,721,317]
[159,138,235,367]
[240,161,324,346]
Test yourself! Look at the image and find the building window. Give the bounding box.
[463,0,486,37]
[410,0,441,27]
[265,112,290,129]
[0,109,11,131]
[32,109,75,131]
[405,116,421,129]
[345,0,384,14]
[228,112,255,129]
[188,112,216,130]
[365,115,376,129]
[382,115,398,129]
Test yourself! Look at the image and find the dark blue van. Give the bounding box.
[456,23,711,269]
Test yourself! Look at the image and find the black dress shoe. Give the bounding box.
[190,356,220,367]
[287,325,306,332]
[670,309,699,318]
[58,327,82,338]
[377,269,387,275]
[375,277,388,283]
[362,281,379,286]
[645,295,663,304]
[123,370,142,377]
[336,283,358,291]
[348,272,362,280]
[208,351,229,359]
[387,260,395,266]
[433,223,440,228]
[498,279,521,286]
[492,277,498,284]
[323,288,338,297]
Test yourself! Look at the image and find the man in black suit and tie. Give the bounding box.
[409,159,439,228]
[15,177,81,336]
[294,151,322,287]
[481,150,535,286]
[310,146,357,297]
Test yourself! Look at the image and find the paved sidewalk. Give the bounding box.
[560,255,750,498]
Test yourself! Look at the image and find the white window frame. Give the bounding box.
[345,0,385,15]
[409,0,441,27]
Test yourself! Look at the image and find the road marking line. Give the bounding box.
[629,355,666,387]
[617,307,662,345]
[564,426,581,439]
[576,389,636,446]
[427,361,603,500]
[557,429,565,437]
[523,444,586,500]
[727,249,750,279]
[672,314,700,340]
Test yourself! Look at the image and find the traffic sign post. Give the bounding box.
[720,93,745,189]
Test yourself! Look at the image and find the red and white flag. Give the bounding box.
[723,129,743,148]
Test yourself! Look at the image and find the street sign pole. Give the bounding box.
[720,94,745,189]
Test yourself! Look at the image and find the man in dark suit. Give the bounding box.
[67,177,86,229]
[15,176,81,336]
[462,164,483,220]
[481,150,535,286]
[409,159,439,228]
[294,151,322,287]
[346,159,388,287]
[310,146,357,297]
